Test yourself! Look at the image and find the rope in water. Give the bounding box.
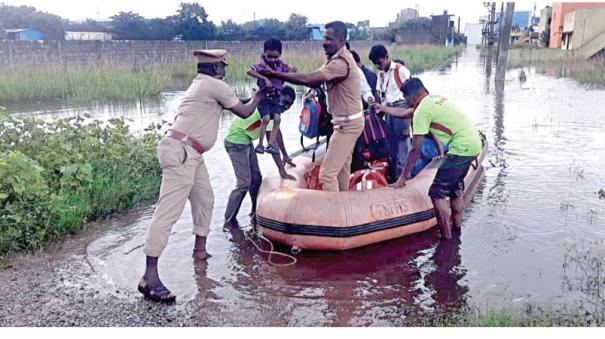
[242,224,298,267]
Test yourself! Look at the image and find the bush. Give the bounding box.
[0,108,162,256]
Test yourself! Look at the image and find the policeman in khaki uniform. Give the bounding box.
[138,50,260,303]
[259,21,364,191]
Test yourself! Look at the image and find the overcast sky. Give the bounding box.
[2,0,550,28]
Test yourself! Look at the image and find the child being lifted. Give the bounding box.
[247,38,297,155]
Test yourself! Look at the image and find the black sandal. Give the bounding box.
[138,279,176,303]
[265,145,280,155]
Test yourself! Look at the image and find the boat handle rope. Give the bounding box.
[242,224,298,267]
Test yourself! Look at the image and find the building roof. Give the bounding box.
[4,28,38,33]
[65,31,111,34]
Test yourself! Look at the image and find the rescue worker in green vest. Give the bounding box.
[223,86,297,228]
[376,77,482,240]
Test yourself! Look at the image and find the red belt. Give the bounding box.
[166,129,205,154]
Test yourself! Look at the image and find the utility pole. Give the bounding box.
[496,2,505,61]
[496,2,515,79]
[489,2,496,45]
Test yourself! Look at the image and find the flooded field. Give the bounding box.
[2,46,605,326]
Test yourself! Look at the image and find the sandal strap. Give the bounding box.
[150,285,173,299]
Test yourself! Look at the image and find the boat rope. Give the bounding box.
[242,224,298,267]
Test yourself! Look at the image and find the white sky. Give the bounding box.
[1,0,551,28]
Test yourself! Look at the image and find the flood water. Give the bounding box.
[7,47,605,325]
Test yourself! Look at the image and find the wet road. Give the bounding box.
[2,46,605,326]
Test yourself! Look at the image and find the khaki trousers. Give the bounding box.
[319,117,365,192]
[144,137,214,257]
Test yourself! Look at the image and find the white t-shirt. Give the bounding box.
[376,61,411,105]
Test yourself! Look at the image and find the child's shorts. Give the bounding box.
[258,96,283,118]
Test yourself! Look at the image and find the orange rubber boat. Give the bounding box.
[256,136,487,251]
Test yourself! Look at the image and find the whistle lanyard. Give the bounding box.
[378,69,392,102]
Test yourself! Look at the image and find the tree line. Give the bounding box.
[0,2,331,41]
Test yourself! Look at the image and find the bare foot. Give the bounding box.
[223,219,240,229]
[193,249,212,260]
[439,232,452,240]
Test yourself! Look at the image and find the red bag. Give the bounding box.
[306,165,323,190]
[349,168,388,191]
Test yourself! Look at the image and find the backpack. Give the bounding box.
[393,63,405,90]
[355,106,390,162]
[299,98,322,139]
[299,87,332,162]
[299,55,352,162]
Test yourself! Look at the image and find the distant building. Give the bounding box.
[65,31,112,41]
[495,11,531,29]
[307,24,351,41]
[397,8,419,23]
[561,8,605,50]
[535,6,552,34]
[357,20,370,29]
[464,23,483,45]
[307,25,325,40]
[4,28,44,41]
[512,11,531,29]
[430,11,454,45]
[550,2,605,48]
[394,26,431,45]
[389,8,419,29]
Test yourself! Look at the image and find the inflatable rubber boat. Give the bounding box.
[256,135,487,251]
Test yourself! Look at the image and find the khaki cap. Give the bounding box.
[193,49,228,65]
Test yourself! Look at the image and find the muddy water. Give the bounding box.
[6,47,605,325]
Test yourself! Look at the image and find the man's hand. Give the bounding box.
[304,89,316,101]
[259,67,275,77]
[372,103,385,113]
[280,170,296,181]
[251,88,262,103]
[390,176,407,189]
[264,78,273,88]
[367,97,375,104]
[283,157,296,168]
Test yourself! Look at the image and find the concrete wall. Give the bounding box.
[550,2,605,48]
[0,40,389,68]
[509,47,578,62]
[395,28,432,45]
[570,9,605,50]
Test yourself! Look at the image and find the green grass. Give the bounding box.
[0,108,162,256]
[411,305,605,327]
[568,59,605,85]
[0,65,170,103]
[0,45,464,103]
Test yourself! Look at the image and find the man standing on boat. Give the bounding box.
[369,44,412,182]
[259,21,363,191]
[387,78,482,239]
[138,49,260,303]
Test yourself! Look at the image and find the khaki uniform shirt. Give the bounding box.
[316,46,362,117]
[171,74,240,151]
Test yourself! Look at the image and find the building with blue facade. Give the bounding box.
[496,11,531,29]
[4,28,45,41]
[307,25,325,40]
[307,25,352,41]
